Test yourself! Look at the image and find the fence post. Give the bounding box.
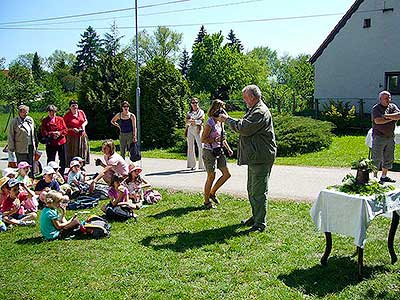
[359,99,364,130]
[315,99,319,119]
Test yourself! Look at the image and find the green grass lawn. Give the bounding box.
[0,191,399,299]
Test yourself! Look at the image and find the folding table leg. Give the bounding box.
[357,246,363,281]
[388,211,399,265]
[321,232,332,266]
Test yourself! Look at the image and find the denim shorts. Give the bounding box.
[202,148,227,173]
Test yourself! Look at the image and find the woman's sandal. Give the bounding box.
[203,201,216,209]
[209,194,220,205]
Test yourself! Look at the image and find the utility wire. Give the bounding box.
[0,13,352,31]
[1,0,263,28]
[0,9,382,31]
[0,0,190,26]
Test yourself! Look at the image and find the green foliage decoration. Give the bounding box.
[328,174,394,201]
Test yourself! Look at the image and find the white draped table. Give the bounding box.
[310,189,400,280]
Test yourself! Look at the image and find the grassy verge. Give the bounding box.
[0,191,399,299]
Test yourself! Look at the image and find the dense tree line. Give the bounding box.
[0,24,314,148]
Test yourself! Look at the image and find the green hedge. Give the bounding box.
[171,114,334,158]
[274,114,334,156]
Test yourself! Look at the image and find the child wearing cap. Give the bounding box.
[40,190,81,240]
[1,179,37,226]
[48,161,65,184]
[16,161,33,188]
[67,160,89,196]
[124,164,150,203]
[2,168,17,179]
[35,166,61,205]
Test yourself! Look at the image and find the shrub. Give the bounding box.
[274,114,334,156]
[321,100,356,131]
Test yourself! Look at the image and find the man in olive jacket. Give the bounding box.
[220,85,276,232]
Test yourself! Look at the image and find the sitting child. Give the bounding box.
[124,164,150,203]
[1,179,37,226]
[68,160,88,197]
[48,161,72,196]
[35,166,61,205]
[40,190,81,240]
[102,174,138,215]
[2,168,17,179]
[16,161,33,188]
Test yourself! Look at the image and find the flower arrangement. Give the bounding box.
[351,158,377,173]
[351,158,377,185]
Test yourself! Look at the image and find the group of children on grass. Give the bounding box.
[0,151,153,240]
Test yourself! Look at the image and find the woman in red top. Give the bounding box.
[63,100,90,166]
[41,105,68,176]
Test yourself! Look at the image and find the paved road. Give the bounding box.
[2,148,400,202]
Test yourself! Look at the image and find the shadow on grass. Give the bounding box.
[145,169,204,176]
[16,236,44,245]
[148,205,204,219]
[278,256,388,297]
[141,223,246,252]
[390,162,400,172]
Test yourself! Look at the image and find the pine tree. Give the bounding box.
[193,25,207,46]
[226,29,244,52]
[74,26,102,74]
[103,22,123,57]
[31,52,43,83]
[178,49,190,79]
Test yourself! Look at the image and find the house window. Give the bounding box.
[363,18,371,28]
[386,72,400,95]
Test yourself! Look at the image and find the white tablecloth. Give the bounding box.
[310,189,400,248]
[365,127,400,148]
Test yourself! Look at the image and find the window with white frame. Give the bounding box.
[386,72,400,95]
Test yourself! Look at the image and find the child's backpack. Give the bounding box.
[143,189,162,204]
[90,183,109,200]
[67,196,99,210]
[105,205,136,222]
[83,215,110,238]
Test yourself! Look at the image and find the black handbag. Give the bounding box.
[129,142,141,162]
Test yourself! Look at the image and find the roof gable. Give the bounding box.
[309,0,365,64]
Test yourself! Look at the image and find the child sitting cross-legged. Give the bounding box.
[124,164,150,203]
[35,166,61,206]
[1,179,37,226]
[68,160,89,197]
[16,161,33,188]
[40,190,81,241]
[102,174,138,216]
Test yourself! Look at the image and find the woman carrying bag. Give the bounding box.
[111,101,137,160]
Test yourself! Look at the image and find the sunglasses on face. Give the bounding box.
[122,106,129,108]
[191,102,198,104]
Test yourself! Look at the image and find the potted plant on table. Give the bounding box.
[351,158,377,185]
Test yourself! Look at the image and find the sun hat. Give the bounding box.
[70,160,80,168]
[7,178,20,188]
[129,164,142,174]
[42,166,56,175]
[72,156,84,162]
[17,161,31,169]
[2,168,17,177]
[48,161,60,169]
[0,177,10,189]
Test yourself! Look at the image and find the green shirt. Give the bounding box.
[40,207,60,240]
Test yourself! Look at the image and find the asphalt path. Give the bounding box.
[2,146,387,202]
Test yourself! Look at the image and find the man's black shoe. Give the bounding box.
[380,176,396,183]
[247,225,265,233]
[241,217,255,227]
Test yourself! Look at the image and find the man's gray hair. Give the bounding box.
[242,85,262,100]
[379,90,391,100]
[18,104,29,112]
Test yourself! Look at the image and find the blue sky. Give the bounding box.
[0,0,356,66]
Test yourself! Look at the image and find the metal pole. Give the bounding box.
[135,0,141,149]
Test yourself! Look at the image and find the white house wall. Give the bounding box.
[314,0,400,112]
